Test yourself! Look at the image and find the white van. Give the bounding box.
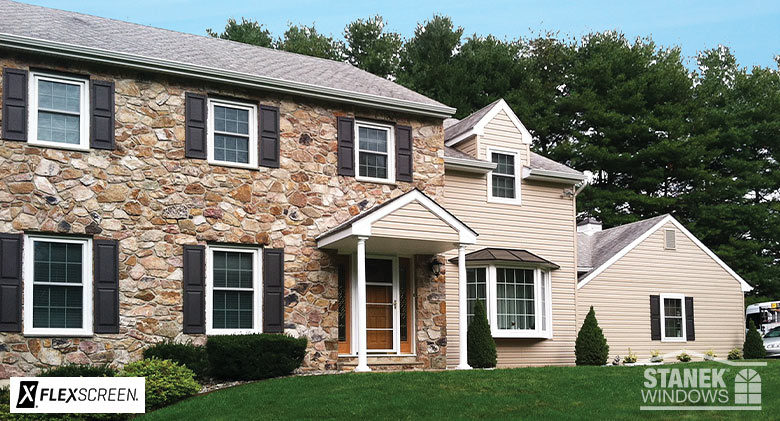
[746,301,780,335]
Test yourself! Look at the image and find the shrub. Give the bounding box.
[575,306,609,365]
[118,358,200,410]
[704,349,717,360]
[623,348,638,364]
[728,347,744,360]
[650,349,663,362]
[206,334,307,381]
[467,301,497,368]
[39,364,116,377]
[144,341,209,379]
[743,320,766,359]
[676,352,691,362]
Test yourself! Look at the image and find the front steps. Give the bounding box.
[337,355,424,371]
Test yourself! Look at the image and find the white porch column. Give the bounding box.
[456,244,472,370]
[355,236,371,372]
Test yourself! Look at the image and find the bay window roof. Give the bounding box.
[449,247,559,269]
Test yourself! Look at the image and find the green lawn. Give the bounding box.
[142,361,777,420]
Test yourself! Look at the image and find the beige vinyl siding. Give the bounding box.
[576,222,746,361]
[371,200,459,242]
[444,170,578,367]
[458,136,478,157]
[478,110,529,166]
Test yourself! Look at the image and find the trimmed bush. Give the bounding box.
[467,301,497,368]
[206,334,307,380]
[744,320,766,359]
[676,352,692,362]
[623,348,638,364]
[118,358,200,410]
[39,364,116,378]
[575,306,609,366]
[144,341,209,379]
[728,347,744,360]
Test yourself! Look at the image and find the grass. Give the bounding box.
[142,361,777,420]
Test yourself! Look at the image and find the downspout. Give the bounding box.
[572,181,586,334]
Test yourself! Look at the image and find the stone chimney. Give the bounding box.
[577,217,602,236]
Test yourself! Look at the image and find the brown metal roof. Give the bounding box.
[449,247,560,269]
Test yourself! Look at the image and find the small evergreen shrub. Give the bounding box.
[206,334,307,380]
[575,306,609,365]
[743,320,766,359]
[623,348,638,364]
[118,358,200,410]
[467,301,497,368]
[38,364,117,378]
[728,347,744,360]
[676,352,692,362]
[144,341,209,379]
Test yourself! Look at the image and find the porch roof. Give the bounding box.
[316,189,478,254]
[448,247,560,269]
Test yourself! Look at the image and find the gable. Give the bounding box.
[371,200,459,242]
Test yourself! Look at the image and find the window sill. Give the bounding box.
[206,329,262,336]
[27,140,90,153]
[491,329,551,339]
[206,159,259,171]
[661,337,687,343]
[23,330,94,338]
[355,176,397,186]
[487,196,522,206]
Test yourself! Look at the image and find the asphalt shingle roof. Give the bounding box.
[577,215,670,279]
[0,0,446,110]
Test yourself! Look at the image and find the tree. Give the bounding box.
[397,15,463,103]
[343,15,402,78]
[276,23,343,60]
[467,301,497,368]
[743,320,766,359]
[206,18,273,48]
[575,306,609,365]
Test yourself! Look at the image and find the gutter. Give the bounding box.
[522,167,586,184]
[443,156,496,174]
[0,33,456,119]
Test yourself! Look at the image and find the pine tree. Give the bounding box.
[575,306,609,365]
[467,301,496,368]
[743,320,766,359]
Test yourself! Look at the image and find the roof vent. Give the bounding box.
[577,217,602,236]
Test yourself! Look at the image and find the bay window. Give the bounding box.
[466,264,552,338]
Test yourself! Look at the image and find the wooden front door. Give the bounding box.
[366,258,394,351]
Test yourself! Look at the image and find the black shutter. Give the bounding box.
[182,245,206,334]
[259,105,280,168]
[685,296,695,341]
[93,240,119,333]
[90,80,115,150]
[263,248,284,333]
[650,295,661,340]
[337,117,355,176]
[395,125,413,182]
[0,233,23,332]
[185,93,207,159]
[2,68,28,141]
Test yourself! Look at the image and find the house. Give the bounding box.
[576,215,753,361]
[441,99,585,367]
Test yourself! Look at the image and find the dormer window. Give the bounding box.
[488,148,521,204]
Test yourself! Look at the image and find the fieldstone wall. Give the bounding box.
[0,53,446,377]
[415,255,448,369]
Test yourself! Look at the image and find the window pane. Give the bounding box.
[32,285,82,329]
[38,79,80,113]
[33,241,83,284]
[665,317,682,338]
[213,290,253,329]
[214,105,249,135]
[359,152,388,179]
[358,126,388,152]
[664,298,682,317]
[496,268,535,330]
[466,268,488,324]
[37,111,80,144]
[212,251,253,289]
[492,153,515,175]
[213,134,250,164]
[492,174,516,199]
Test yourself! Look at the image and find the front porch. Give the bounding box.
[317,189,477,371]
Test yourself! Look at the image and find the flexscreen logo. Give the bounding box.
[10,377,145,414]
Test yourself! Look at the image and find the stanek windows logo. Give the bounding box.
[639,351,765,411]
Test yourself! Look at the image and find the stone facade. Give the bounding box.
[0,52,447,377]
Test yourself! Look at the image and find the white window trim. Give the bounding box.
[206,98,258,170]
[354,120,396,184]
[467,263,552,339]
[205,245,263,335]
[660,293,686,342]
[28,72,90,152]
[487,147,522,205]
[23,235,93,337]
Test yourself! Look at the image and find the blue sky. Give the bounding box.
[18,0,780,69]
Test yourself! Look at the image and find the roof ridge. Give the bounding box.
[594,214,670,236]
